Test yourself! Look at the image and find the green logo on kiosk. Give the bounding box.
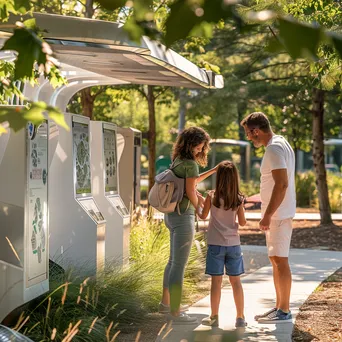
[31,197,46,263]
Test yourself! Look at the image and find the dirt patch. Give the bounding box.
[292,267,342,341]
[240,221,342,251]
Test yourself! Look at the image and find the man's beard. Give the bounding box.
[252,136,262,148]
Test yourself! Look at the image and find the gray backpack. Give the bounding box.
[148,160,189,215]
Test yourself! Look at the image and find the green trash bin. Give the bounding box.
[156,156,171,175]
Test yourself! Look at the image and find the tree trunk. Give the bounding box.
[178,89,186,132]
[237,101,247,180]
[80,88,94,120]
[147,86,156,193]
[85,0,94,18]
[237,102,246,141]
[312,88,332,225]
[294,146,298,174]
[78,1,95,120]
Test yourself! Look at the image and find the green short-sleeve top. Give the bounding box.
[172,156,199,213]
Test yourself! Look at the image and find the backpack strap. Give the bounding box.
[176,199,190,216]
[169,159,184,170]
[170,158,189,216]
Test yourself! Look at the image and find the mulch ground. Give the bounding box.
[292,267,342,341]
[240,220,342,251]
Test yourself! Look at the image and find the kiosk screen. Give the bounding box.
[73,122,91,195]
[104,129,118,194]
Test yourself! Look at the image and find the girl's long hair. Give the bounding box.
[213,160,244,210]
[171,127,210,167]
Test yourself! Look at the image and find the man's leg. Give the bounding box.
[255,219,293,320]
[269,257,281,309]
[266,219,293,313]
[270,256,292,312]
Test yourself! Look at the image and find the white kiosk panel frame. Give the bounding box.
[90,121,130,264]
[0,121,49,322]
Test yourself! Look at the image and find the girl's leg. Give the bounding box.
[210,275,223,317]
[229,275,244,319]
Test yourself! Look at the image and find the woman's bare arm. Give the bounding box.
[186,177,199,208]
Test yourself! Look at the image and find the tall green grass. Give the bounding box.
[13,217,205,341]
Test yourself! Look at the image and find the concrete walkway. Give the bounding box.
[157,246,342,342]
[153,211,342,223]
[245,212,342,221]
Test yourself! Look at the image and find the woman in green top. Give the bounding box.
[159,127,217,324]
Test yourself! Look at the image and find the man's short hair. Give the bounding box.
[240,112,271,132]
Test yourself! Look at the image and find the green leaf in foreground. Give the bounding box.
[0,102,69,135]
[1,19,57,80]
[278,17,322,59]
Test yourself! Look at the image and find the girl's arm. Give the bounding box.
[197,195,211,219]
[237,204,246,226]
[196,166,217,184]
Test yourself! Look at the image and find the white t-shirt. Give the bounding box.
[260,135,296,220]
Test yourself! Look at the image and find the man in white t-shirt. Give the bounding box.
[241,112,295,324]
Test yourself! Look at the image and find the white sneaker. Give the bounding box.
[158,302,189,314]
[167,313,198,325]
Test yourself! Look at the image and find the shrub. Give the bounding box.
[296,171,342,213]
[140,185,148,201]
[296,171,317,208]
[240,180,260,197]
[326,172,342,213]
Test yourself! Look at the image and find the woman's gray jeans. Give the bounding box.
[163,209,195,312]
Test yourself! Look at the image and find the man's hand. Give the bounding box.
[259,215,271,231]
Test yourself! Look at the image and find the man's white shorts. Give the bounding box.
[265,218,293,257]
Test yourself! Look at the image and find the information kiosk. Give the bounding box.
[90,121,130,264]
[117,128,142,211]
[49,114,106,275]
[0,121,49,322]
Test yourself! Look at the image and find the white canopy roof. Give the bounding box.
[0,13,224,89]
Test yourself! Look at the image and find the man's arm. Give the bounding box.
[259,168,288,230]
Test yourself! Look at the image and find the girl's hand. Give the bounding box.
[197,193,205,208]
[205,190,215,198]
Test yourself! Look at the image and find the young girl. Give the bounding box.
[197,160,247,328]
